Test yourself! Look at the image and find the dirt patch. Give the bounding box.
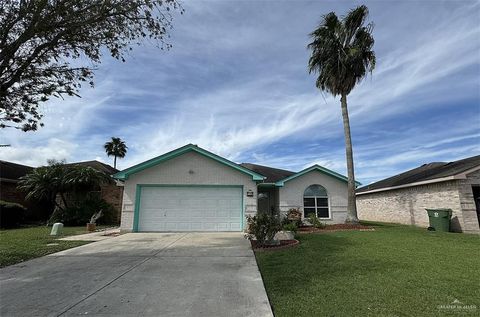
[251,239,299,251]
[298,224,374,233]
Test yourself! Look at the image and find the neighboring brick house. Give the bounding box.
[356,155,480,234]
[0,160,123,223]
[64,161,124,222]
[0,160,53,221]
[0,160,34,205]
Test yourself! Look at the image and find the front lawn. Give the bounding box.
[0,226,97,268]
[255,222,480,316]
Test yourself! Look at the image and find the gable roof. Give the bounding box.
[113,144,265,181]
[240,163,295,183]
[275,164,360,187]
[64,160,118,175]
[0,160,34,182]
[356,155,480,195]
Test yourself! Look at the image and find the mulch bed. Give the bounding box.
[298,224,375,233]
[251,239,299,251]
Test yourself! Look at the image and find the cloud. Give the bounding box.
[1,0,479,183]
[0,138,77,166]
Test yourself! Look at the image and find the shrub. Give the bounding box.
[287,208,302,221]
[0,200,26,228]
[282,222,298,234]
[308,214,326,229]
[286,208,303,227]
[245,213,282,246]
[48,197,117,226]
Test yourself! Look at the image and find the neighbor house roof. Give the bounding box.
[65,160,118,175]
[356,155,480,195]
[0,160,34,182]
[113,144,265,181]
[240,163,296,183]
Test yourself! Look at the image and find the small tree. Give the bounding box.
[307,5,375,224]
[18,163,111,218]
[104,137,128,169]
[0,0,183,131]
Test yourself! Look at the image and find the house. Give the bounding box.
[356,155,480,233]
[0,160,53,221]
[0,160,34,205]
[0,160,123,223]
[114,144,354,232]
[63,160,124,222]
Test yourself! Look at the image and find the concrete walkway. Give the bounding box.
[0,233,273,317]
[59,227,121,241]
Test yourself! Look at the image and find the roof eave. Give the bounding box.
[356,165,480,196]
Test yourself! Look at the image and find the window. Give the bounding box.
[303,185,329,218]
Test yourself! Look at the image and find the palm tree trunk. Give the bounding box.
[340,93,359,224]
[114,156,117,169]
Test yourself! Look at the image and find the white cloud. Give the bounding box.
[0,0,478,184]
[0,138,77,166]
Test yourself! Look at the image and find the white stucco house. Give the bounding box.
[113,144,355,232]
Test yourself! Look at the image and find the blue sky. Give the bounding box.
[1,0,479,185]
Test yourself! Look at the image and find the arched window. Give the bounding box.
[303,185,329,219]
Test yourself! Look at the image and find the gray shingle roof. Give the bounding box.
[356,155,480,194]
[240,163,295,183]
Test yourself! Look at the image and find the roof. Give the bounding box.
[0,161,34,181]
[113,144,354,185]
[357,155,480,195]
[240,163,295,183]
[65,160,118,175]
[113,144,265,181]
[274,164,360,187]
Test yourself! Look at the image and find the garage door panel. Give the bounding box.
[138,186,243,232]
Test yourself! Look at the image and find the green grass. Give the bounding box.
[255,222,480,317]
[0,226,98,268]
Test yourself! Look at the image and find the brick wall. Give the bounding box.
[457,170,480,233]
[356,180,470,232]
[100,184,123,223]
[0,181,27,205]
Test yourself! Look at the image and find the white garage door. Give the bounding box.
[138,186,243,232]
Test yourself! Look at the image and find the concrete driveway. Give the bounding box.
[0,233,273,317]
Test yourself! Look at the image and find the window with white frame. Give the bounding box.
[303,184,329,218]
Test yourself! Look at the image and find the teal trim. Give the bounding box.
[113,144,265,181]
[133,184,141,232]
[275,164,362,187]
[133,184,245,232]
[241,186,244,230]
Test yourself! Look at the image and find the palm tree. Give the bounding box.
[104,137,128,169]
[17,164,67,212]
[18,163,112,212]
[307,5,375,223]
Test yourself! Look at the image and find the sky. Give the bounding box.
[1,0,479,185]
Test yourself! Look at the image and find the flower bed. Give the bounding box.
[299,223,374,233]
[251,239,299,251]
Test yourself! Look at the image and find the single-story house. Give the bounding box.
[0,160,123,223]
[0,160,34,205]
[114,144,355,232]
[356,155,480,234]
[62,160,124,222]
